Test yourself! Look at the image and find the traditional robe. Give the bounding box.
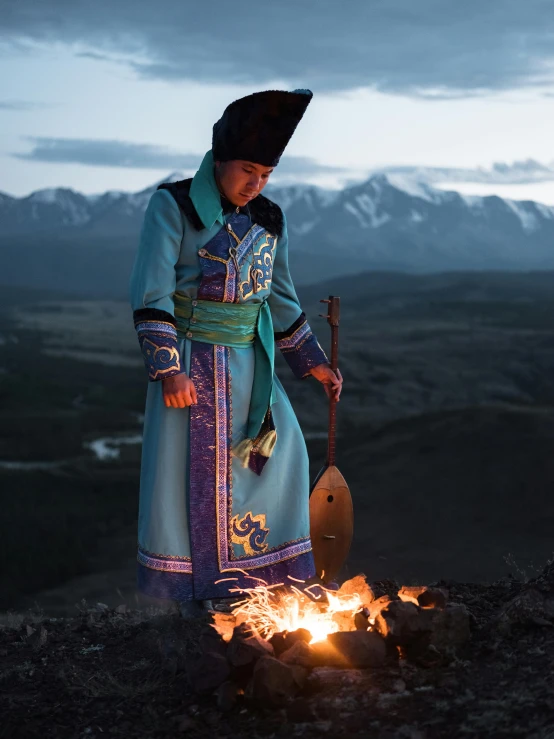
[129,150,328,602]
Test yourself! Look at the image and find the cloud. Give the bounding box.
[0,99,57,110]
[12,137,203,170]
[1,1,554,97]
[11,136,345,178]
[376,159,554,185]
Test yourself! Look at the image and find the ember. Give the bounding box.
[228,578,364,644]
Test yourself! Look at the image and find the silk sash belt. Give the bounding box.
[173,292,275,443]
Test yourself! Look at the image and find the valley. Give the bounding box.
[2,272,554,615]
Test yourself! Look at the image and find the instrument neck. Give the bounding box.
[326,322,339,467]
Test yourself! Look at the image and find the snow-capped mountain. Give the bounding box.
[2,173,554,297]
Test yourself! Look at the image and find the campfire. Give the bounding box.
[193,573,472,709]
[223,576,365,644]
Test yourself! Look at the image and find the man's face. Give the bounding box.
[216,159,274,206]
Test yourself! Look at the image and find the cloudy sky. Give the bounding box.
[2,0,554,202]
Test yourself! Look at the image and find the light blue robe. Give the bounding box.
[129,150,328,601]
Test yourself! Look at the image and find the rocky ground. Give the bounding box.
[2,565,554,739]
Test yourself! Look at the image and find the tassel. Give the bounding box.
[257,429,277,458]
[232,438,254,468]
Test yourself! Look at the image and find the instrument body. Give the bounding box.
[309,295,354,582]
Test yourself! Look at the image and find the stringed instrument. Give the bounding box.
[309,295,354,583]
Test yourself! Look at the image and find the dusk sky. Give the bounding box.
[2,1,554,202]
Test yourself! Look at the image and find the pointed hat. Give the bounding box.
[212,88,313,167]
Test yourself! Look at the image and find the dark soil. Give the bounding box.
[2,571,554,739]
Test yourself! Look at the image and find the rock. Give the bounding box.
[354,607,371,631]
[331,610,356,632]
[398,586,428,606]
[428,604,470,650]
[269,631,288,656]
[374,601,434,646]
[404,641,444,667]
[285,628,312,647]
[310,639,346,668]
[227,623,274,669]
[210,612,236,642]
[188,651,230,694]
[199,627,228,657]
[338,574,375,606]
[367,595,396,621]
[249,656,304,706]
[270,628,312,656]
[327,630,387,668]
[398,586,448,609]
[115,604,129,614]
[544,598,554,619]
[216,681,240,712]
[286,698,318,723]
[418,588,448,609]
[496,588,548,630]
[280,640,315,668]
[291,665,309,690]
[27,625,48,649]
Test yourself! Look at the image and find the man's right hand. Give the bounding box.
[162,372,197,408]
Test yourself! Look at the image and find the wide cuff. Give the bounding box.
[275,312,329,379]
[133,308,182,381]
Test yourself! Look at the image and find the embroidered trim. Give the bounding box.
[228,224,266,302]
[239,233,277,301]
[211,344,312,569]
[276,321,311,351]
[136,321,177,339]
[137,546,193,573]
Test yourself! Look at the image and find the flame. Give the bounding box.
[226,576,363,643]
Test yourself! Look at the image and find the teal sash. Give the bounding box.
[173,292,275,440]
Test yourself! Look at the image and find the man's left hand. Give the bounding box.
[309,364,343,401]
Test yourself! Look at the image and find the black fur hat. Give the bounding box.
[212,89,313,167]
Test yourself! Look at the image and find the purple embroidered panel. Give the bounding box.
[137,562,194,601]
[197,212,250,302]
[186,339,315,600]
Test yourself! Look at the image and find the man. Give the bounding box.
[130,88,342,616]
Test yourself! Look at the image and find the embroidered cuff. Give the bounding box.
[133,308,182,381]
[275,312,329,379]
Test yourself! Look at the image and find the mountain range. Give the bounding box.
[2,172,554,297]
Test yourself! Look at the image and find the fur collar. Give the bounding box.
[157,179,284,238]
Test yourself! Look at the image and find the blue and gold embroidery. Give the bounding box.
[140,336,181,380]
[230,511,270,556]
[239,234,276,301]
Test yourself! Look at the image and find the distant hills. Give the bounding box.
[2,172,554,297]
